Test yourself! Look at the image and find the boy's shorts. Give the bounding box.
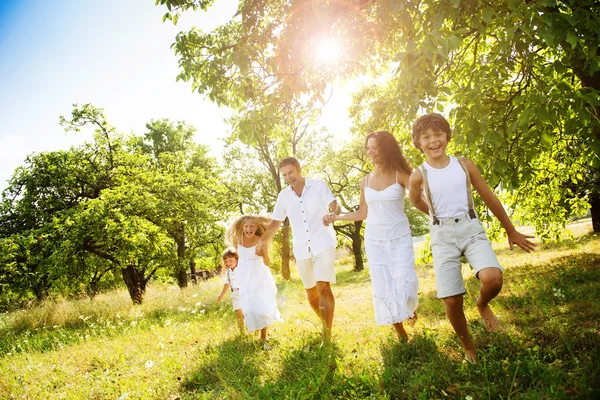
[295,247,336,289]
[230,288,242,311]
[430,214,503,298]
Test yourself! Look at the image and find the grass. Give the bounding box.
[0,220,599,399]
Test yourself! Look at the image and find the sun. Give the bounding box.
[315,37,341,65]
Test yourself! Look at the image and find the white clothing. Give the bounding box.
[422,157,470,218]
[222,268,240,289]
[235,244,283,332]
[364,180,419,325]
[272,178,337,260]
[294,247,336,288]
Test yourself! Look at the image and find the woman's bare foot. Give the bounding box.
[476,299,499,332]
[407,311,418,327]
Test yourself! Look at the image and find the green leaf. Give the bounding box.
[566,32,578,50]
[482,8,494,25]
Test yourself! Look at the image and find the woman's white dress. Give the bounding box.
[364,176,419,325]
[235,244,283,332]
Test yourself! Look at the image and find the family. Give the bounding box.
[216,113,535,363]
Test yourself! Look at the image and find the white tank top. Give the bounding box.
[422,157,469,218]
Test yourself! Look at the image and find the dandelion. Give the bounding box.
[191,310,197,314]
[164,320,172,326]
[200,309,206,314]
[145,360,154,369]
[195,302,202,307]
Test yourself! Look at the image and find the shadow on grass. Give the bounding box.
[181,335,346,399]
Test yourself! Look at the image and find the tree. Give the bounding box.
[159,0,600,237]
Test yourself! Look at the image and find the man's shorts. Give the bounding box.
[430,214,503,298]
[295,247,337,289]
[230,288,242,311]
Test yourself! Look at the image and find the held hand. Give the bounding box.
[217,294,223,302]
[255,239,264,256]
[507,230,536,253]
[322,212,336,226]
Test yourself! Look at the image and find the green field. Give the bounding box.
[1,221,599,399]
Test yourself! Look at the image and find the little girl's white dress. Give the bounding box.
[364,173,419,325]
[235,244,283,332]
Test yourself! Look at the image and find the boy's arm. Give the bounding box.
[217,284,230,302]
[408,170,430,215]
[465,158,536,252]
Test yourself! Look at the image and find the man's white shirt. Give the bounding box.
[272,178,337,260]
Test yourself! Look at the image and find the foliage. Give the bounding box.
[160,0,600,240]
[0,105,229,305]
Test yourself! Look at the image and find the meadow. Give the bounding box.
[0,220,599,399]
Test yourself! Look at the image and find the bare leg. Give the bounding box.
[305,286,321,317]
[316,281,335,341]
[393,322,408,342]
[407,311,418,327]
[476,268,503,332]
[443,294,477,363]
[259,327,267,343]
[235,309,246,336]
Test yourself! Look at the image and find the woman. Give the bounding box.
[325,131,419,340]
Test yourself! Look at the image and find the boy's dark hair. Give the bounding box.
[365,131,413,174]
[411,113,452,150]
[221,247,239,261]
[279,157,301,170]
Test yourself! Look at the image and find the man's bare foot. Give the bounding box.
[407,311,418,327]
[464,347,477,364]
[476,299,499,332]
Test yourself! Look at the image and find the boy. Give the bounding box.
[216,247,245,335]
[408,113,535,363]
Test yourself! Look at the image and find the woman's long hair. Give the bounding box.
[225,214,272,248]
[365,131,413,174]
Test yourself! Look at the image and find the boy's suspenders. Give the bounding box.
[419,157,476,225]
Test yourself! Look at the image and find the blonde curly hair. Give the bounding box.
[225,214,272,248]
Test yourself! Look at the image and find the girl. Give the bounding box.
[325,131,419,341]
[225,214,283,342]
[216,247,245,335]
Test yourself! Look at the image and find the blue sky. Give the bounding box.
[0,0,240,191]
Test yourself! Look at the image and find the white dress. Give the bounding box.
[235,244,283,332]
[364,174,419,325]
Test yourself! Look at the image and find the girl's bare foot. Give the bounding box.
[407,311,418,327]
[393,322,408,342]
[476,299,499,332]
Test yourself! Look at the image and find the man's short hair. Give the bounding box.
[279,157,301,170]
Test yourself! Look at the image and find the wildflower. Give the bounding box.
[145,360,154,369]
[164,320,172,326]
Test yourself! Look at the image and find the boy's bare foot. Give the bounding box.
[393,322,408,342]
[464,347,477,364]
[476,300,499,332]
[407,311,418,327]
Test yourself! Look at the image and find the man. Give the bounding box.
[260,157,340,341]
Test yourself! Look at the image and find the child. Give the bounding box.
[225,214,283,343]
[216,247,245,335]
[408,113,535,363]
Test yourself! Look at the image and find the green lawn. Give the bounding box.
[1,221,599,399]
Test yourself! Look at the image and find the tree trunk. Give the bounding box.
[175,238,188,288]
[32,276,50,301]
[351,220,364,272]
[281,219,291,280]
[189,260,197,284]
[122,264,144,305]
[591,194,600,233]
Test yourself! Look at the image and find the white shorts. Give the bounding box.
[230,289,242,311]
[295,247,336,289]
[430,214,503,298]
